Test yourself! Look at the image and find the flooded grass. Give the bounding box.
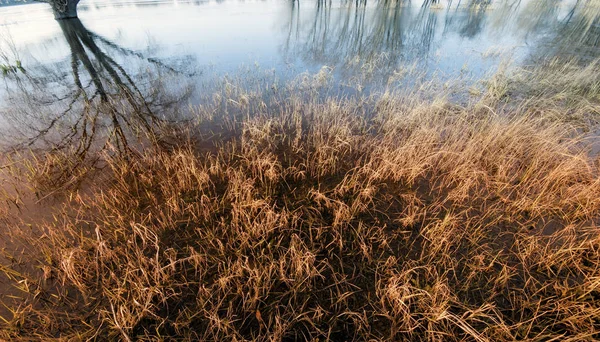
[0,58,600,340]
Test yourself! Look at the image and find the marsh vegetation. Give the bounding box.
[1,0,600,340]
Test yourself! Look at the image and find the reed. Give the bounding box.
[1,57,600,340]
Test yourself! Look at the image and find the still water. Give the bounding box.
[2,0,599,80]
[0,0,598,147]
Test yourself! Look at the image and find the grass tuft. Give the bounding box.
[1,59,600,340]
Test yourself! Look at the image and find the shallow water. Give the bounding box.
[2,0,598,80]
[0,0,598,147]
[1,0,599,330]
[4,1,599,61]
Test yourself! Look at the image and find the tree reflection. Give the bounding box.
[281,0,500,77]
[282,0,434,75]
[517,0,600,62]
[459,0,492,38]
[554,1,600,58]
[0,18,195,187]
[282,0,600,78]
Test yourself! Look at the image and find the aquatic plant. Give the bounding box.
[1,57,600,340]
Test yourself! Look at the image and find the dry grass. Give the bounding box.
[1,58,600,341]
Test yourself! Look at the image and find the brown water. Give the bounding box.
[0,0,599,326]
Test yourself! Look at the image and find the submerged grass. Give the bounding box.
[1,58,600,340]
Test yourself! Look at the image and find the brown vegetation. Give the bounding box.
[1,59,600,340]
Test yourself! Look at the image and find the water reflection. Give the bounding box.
[458,0,492,38]
[540,0,600,60]
[281,0,599,78]
[1,0,599,139]
[282,0,505,79]
[1,18,195,161]
[283,1,420,73]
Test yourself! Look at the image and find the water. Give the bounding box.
[2,0,598,77]
[0,0,598,147]
[2,0,598,81]
[0,0,598,330]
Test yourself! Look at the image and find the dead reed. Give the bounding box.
[1,58,600,341]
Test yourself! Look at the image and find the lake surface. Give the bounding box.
[0,0,598,147]
[2,0,598,79]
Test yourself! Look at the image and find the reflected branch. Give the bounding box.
[0,18,195,190]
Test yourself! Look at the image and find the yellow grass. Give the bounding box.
[1,58,600,340]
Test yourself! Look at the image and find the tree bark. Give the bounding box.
[52,0,80,20]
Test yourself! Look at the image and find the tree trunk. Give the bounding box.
[52,0,80,20]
